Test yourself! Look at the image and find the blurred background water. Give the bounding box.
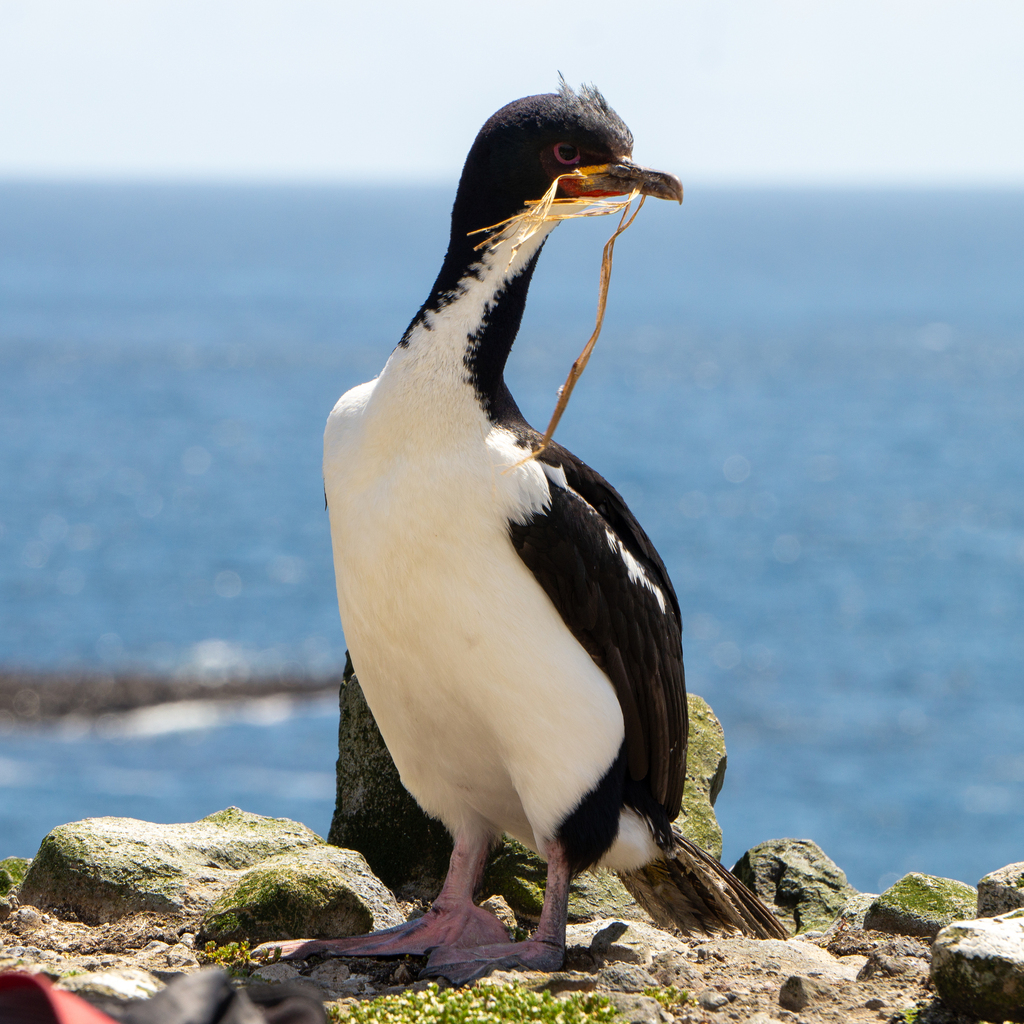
[1,182,1022,893]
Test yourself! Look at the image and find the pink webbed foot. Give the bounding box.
[251,902,512,962]
[419,938,565,985]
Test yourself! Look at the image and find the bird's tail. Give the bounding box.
[617,826,788,939]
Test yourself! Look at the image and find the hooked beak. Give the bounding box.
[561,161,684,203]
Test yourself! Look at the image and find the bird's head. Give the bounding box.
[451,78,682,240]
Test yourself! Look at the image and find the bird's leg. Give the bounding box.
[419,838,571,985]
[252,828,511,961]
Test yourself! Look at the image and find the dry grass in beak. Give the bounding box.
[469,173,647,466]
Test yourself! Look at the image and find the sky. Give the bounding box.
[1,0,1023,185]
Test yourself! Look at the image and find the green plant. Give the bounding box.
[900,1006,921,1024]
[642,985,693,1010]
[326,982,617,1024]
[199,940,260,977]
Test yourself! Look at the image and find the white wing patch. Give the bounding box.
[604,530,668,613]
[540,461,570,491]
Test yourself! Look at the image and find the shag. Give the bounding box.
[261,80,785,984]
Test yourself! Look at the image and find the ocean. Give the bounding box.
[1,182,1022,894]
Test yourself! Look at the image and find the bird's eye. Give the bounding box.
[554,143,580,166]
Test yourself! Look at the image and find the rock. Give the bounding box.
[856,951,928,980]
[597,962,658,992]
[778,974,836,1010]
[604,993,671,1024]
[675,694,726,860]
[55,968,164,1001]
[863,872,977,937]
[13,906,43,930]
[0,857,30,897]
[478,894,516,934]
[16,807,400,934]
[698,987,730,1009]
[328,655,453,899]
[978,861,1024,917]
[731,839,857,934]
[482,838,642,923]
[329,655,728,914]
[308,959,352,993]
[199,844,403,945]
[252,962,301,984]
[564,918,683,967]
[931,908,1024,1022]
[693,936,865,985]
[823,891,878,934]
[648,949,701,988]
[0,858,30,923]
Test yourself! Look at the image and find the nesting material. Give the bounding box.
[471,172,646,462]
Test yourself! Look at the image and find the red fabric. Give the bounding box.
[0,971,119,1024]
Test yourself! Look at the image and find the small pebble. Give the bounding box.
[14,907,42,929]
[698,989,729,1010]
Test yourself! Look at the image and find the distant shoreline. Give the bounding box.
[0,669,340,725]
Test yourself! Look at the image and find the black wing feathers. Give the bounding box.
[507,438,687,821]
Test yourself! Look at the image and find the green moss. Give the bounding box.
[865,873,976,937]
[201,862,373,945]
[875,874,975,917]
[481,838,545,917]
[672,695,726,860]
[0,857,30,897]
[327,983,617,1024]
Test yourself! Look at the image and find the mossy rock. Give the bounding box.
[18,808,325,924]
[199,845,403,945]
[732,838,857,934]
[330,654,727,916]
[481,837,640,923]
[0,856,31,897]
[864,872,977,937]
[675,694,725,860]
[931,908,1024,1021]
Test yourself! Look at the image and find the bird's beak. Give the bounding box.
[561,161,683,204]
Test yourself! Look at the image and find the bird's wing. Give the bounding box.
[507,438,687,820]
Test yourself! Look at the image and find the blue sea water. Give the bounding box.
[1,182,1023,893]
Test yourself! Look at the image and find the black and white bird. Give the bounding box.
[262,81,785,983]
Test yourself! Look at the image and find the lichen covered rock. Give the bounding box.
[824,891,878,934]
[0,857,30,897]
[199,845,402,944]
[978,861,1024,918]
[481,838,642,923]
[863,872,977,937]
[731,839,856,934]
[330,654,728,914]
[674,694,726,860]
[18,808,327,923]
[931,908,1024,1021]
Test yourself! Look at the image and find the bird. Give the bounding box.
[257,80,786,983]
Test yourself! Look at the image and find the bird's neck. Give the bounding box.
[394,213,557,418]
